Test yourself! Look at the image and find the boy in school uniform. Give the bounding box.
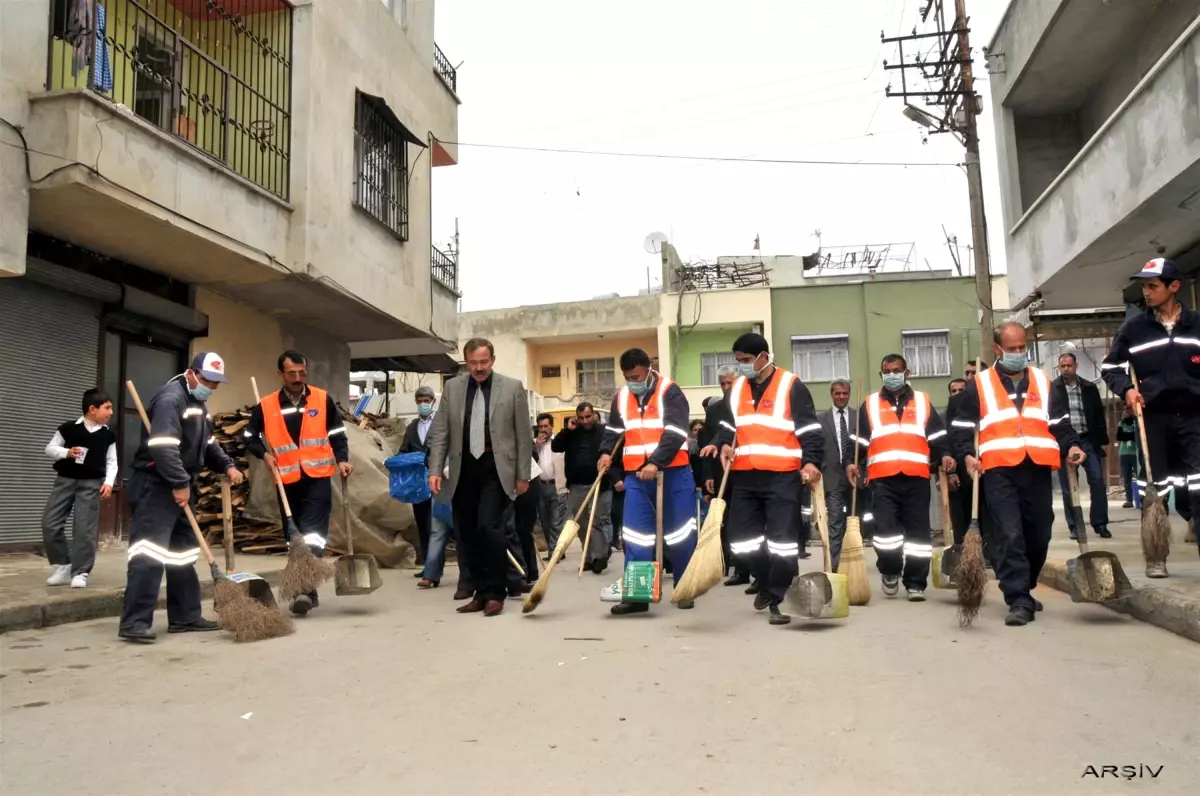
[42,389,118,589]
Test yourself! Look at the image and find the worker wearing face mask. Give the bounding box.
[950,323,1085,626]
[119,353,244,643]
[847,354,955,601]
[598,348,697,614]
[704,334,824,626]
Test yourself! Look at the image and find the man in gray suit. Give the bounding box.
[819,379,869,572]
[428,338,533,617]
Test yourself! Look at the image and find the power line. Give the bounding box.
[433,140,959,167]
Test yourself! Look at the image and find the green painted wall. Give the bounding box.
[771,277,988,411]
[672,326,754,386]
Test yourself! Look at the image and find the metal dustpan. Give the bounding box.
[786,484,849,619]
[335,475,381,596]
[219,478,278,610]
[931,473,958,590]
[1064,466,1132,603]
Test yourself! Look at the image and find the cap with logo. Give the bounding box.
[190,351,227,383]
[1132,258,1182,281]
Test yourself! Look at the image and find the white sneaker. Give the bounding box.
[70,573,88,589]
[46,564,72,586]
[600,581,623,602]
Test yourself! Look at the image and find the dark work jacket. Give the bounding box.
[1101,306,1200,413]
[1050,377,1109,452]
[552,423,609,492]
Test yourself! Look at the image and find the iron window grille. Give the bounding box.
[353,92,411,240]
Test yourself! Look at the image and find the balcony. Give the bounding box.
[433,42,457,95]
[46,0,293,200]
[432,244,458,292]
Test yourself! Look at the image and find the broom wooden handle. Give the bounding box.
[1128,364,1155,485]
[221,476,235,572]
[251,376,298,522]
[655,470,665,574]
[811,484,832,574]
[125,381,218,569]
[851,381,862,515]
[1066,464,1089,554]
[968,357,983,523]
[938,471,951,545]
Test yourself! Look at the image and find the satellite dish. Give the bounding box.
[643,231,668,254]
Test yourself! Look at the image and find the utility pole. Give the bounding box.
[883,0,994,360]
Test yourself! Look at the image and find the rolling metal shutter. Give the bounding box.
[0,278,100,546]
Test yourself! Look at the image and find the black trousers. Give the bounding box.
[412,499,432,563]
[120,472,202,630]
[720,480,750,578]
[949,467,996,565]
[728,471,801,603]
[871,474,933,590]
[276,475,332,557]
[452,452,514,602]
[514,486,541,581]
[797,480,810,554]
[983,457,1053,611]
[1139,410,1200,528]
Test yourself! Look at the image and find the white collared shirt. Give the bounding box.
[536,439,556,481]
[417,413,434,444]
[45,417,119,487]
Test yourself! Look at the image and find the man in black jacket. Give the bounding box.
[400,386,438,568]
[699,365,750,586]
[1101,258,1200,575]
[552,402,612,573]
[1052,353,1111,539]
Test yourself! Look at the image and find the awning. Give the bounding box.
[357,92,426,148]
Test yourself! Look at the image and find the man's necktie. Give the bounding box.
[470,387,486,459]
[838,409,852,466]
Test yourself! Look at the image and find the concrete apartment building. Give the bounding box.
[0,0,461,545]
[986,0,1200,315]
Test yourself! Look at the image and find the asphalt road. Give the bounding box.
[2,553,1197,795]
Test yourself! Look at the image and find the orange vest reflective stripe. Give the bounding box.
[730,369,804,472]
[865,390,932,480]
[261,386,337,484]
[619,375,690,470]
[976,366,1061,471]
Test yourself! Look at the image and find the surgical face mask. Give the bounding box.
[417,402,434,418]
[189,382,214,402]
[627,379,649,396]
[881,373,906,392]
[739,354,768,379]
[999,351,1029,372]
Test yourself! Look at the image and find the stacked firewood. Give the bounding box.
[196,408,284,553]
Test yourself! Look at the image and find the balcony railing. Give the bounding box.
[433,43,456,94]
[432,245,458,291]
[46,0,294,200]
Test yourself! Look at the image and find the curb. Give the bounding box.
[1039,558,1200,645]
[0,570,283,634]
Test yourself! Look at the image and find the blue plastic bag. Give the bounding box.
[385,452,431,504]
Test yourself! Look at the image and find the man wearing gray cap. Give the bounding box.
[401,386,442,587]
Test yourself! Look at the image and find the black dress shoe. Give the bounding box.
[745,582,761,595]
[1005,606,1035,626]
[1033,598,1044,612]
[592,558,607,575]
[453,588,473,600]
[610,602,649,616]
[797,550,812,559]
[753,592,771,611]
[290,594,312,617]
[1095,526,1112,539]
[118,626,156,643]
[724,573,750,586]
[768,604,791,626]
[168,618,219,633]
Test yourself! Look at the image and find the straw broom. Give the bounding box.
[251,377,335,601]
[126,381,293,643]
[837,404,870,606]
[670,454,732,604]
[523,467,609,614]
[956,361,988,627]
[1129,365,1171,565]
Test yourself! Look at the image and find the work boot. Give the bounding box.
[1005,606,1034,626]
[610,602,649,616]
[118,626,156,644]
[1095,526,1112,539]
[906,588,926,602]
[724,573,750,586]
[168,618,219,634]
[753,592,772,611]
[592,557,608,575]
[1146,562,1169,579]
[676,599,695,610]
[290,594,313,617]
[768,604,791,626]
[745,581,761,595]
[881,575,900,597]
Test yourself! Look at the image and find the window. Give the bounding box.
[353,92,414,241]
[576,358,615,395]
[902,330,952,377]
[700,352,737,386]
[790,335,850,382]
[541,365,561,378]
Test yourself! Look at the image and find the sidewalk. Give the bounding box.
[1039,501,1200,644]
[0,548,289,633]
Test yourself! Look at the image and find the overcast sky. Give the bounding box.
[431,0,1008,312]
